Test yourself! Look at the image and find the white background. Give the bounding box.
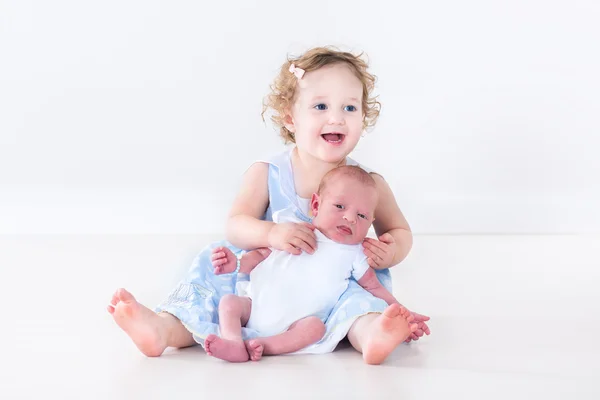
[2,3,600,398]
[1,0,599,234]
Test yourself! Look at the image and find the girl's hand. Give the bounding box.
[268,222,317,255]
[363,233,396,269]
[211,247,237,275]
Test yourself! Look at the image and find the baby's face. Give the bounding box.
[311,177,378,245]
[285,63,364,164]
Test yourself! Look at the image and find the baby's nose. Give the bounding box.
[343,214,356,224]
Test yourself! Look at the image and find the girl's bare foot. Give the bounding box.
[244,339,265,361]
[107,288,168,357]
[204,334,249,362]
[362,304,417,365]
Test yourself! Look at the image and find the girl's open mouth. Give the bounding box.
[321,133,344,144]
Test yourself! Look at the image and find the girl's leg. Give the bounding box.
[346,304,417,365]
[244,316,326,361]
[204,294,252,362]
[108,288,196,357]
[346,313,379,353]
[157,312,197,348]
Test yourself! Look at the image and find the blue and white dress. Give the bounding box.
[155,147,391,354]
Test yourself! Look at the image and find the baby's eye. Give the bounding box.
[345,105,357,112]
[358,213,367,219]
[335,204,344,209]
[314,103,327,111]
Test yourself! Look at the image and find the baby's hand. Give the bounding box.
[363,233,396,269]
[404,311,431,343]
[211,247,237,275]
[268,222,317,255]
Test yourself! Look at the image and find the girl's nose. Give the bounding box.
[328,110,346,125]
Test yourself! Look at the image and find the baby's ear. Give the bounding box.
[310,193,320,216]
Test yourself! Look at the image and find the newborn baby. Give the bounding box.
[206,165,419,362]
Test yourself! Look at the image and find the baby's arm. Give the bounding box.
[239,248,272,275]
[356,269,401,306]
[363,174,413,269]
[211,246,271,275]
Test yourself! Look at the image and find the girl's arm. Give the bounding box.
[225,162,317,254]
[365,173,413,269]
[226,162,273,250]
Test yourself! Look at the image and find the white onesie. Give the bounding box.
[244,229,370,337]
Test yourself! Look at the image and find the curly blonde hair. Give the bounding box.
[261,46,381,144]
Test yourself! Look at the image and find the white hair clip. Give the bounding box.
[289,64,305,79]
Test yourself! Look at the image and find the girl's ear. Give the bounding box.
[283,108,296,133]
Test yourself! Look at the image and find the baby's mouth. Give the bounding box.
[321,133,345,144]
[336,225,353,235]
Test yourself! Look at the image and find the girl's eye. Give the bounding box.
[345,105,357,112]
[335,204,344,209]
[358,213,367,219]
[314,104,327,111]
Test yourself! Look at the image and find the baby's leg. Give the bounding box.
[108,288,195,357]
[244,316,325,361]
[347,304,417,365]
[204,294,252,362]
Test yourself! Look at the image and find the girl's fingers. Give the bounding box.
[291,237,314,255]
[284,244,302,256]
[364,243,386,260]
[363,238,388,252]
[294,231,317,253]
[364,248,382,263]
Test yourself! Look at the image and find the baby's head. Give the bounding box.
[310,165,378,245]
[262,47,381,163]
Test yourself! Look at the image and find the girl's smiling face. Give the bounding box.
[285,63,365,164]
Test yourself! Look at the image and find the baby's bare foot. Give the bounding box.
[107,288,167,357]
[244,339,264,361]
[205,334,249,362]
[362,304,417,365]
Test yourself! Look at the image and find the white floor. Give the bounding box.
[1,234,599,399]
